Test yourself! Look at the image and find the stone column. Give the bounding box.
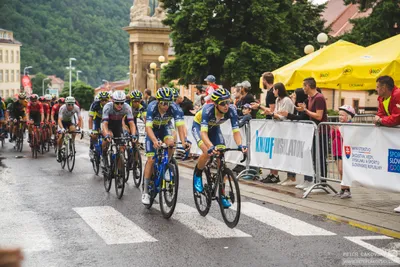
[136,42,144,91]
[129,43,134,92]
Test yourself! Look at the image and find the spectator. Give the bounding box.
[236,81,256,117]
[144,89,156,105]
[232,84,242,106]
[256,83,295,184]
[331,105,355,199]
[263,72,276,119]
[295,77,328,193]
[193,85,205,110]
[176,94,194,116]
[373,75,400,127]
[238,103,252,128]
[203,75,219,104]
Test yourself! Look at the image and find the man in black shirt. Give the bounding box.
[144,89,156,105]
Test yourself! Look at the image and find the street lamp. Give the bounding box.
[150,56,168,93]
[23,66,32,76]
[76,70,82,81]
[304,44,315,55]
[42,77,50,96]
[317,33,328,48]
[68,58,76,96]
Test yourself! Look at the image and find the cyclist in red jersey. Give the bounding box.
[26,94,44,143]
[51,98,64,136]
[39,96,51,122]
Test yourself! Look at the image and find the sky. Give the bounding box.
[310,0,329,4]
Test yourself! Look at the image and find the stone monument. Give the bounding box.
[124,0,170,93]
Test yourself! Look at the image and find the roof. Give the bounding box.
[0,38,21,45]
[322,0,372,37]
[0,28,12,32]
[48,75,64,85]
[94,79,130,93]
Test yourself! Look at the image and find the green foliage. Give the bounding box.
[5,98,13,106]
[31,73,52,96]
[124,87,129,95]
[327,109,339,116]
[161,0,327,94]
[341,0,400,46]
[0,0,131,86]
[60,81,94,110]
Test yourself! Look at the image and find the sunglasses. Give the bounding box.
[100,99,108,102]
[159,101,171,106]
[114,102,124,106]
[132,100,140,103]
[67,104,74,106]
[218,101,230,106]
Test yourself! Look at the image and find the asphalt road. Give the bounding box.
[0,140,399,267]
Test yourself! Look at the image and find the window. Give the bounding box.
[5,70,9,82]
[16,51,19,63]
[0,50,2,63]
[6,89,9,98]
[16,70,19,82]
[11,70,14,82]
[11,51,14,63]
[341,98,345,106]
[5,50,8,63]
[353,99,360,114]
[0,70,3,82]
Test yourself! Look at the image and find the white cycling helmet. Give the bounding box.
[44,94,52,101]
[339,105,356,118]
[65,96,75,104]
[112,91,126,103]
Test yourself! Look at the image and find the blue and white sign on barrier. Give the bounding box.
[249,120,315,176]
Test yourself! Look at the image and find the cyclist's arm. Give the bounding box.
[101,104,111,136]
[51,106,56,123]
[125,106,136,135]
[26,103,30,121]
[77,115,83,128]
[102,121,110,136]
[57,116,64,130]
[88,116,94,131]
[172,103,186,146]
[200,107,213,148]
[229,105,243,147]
[39,104,44,123]
[128,121,137,136]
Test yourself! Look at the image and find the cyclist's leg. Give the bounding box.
[91,118,101,150]
[191,122,212,192]
[164,124,175,160]
[142,132,157,203]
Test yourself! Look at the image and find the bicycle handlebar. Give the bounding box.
[211,148,248,163]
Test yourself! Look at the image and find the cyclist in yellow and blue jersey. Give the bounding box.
[123,90,147,133]
[192,87,247,208]
[88,91,109,150]
[0,96,7,138]
[142,87,190,205]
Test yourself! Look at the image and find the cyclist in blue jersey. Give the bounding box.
[122,90,147,133]
[192,88,247,208]
[88,91,110,150]
[142,87,190,205]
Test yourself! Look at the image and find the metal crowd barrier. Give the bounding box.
[327,114,375,123]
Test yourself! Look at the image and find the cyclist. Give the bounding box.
[0,96,7,138]
[51,97,64,137]
[8,93,28,142]
[88,91,109,150]
[101,91,137,164]
[26,94,44,144]
[141,87,190,205]
[39,95,51,123]
[122,90,147,134]
[56,96,82,162]
[191,88,247,208]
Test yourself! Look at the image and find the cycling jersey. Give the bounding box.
[193,103,239,133]
[26,102,44,115]
[42,103,51,120]
[145,101,184,129]
[0,100,6,120]
[102,102,133,138]
[52,104,61,122]
[124,99,147,126]
[58,104,81,121]
[8,100,26,119]
[89,100,105,131]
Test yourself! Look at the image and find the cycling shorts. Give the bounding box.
[29,114,41,126]
[145,126,173,157]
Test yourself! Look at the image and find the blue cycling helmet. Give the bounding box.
[172,88,180,100]
[204,75,216,83]
[156,87,173,101]
[211,87,230,103]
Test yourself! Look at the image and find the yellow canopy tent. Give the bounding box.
[298,34,400,90]
[259,40,364,90]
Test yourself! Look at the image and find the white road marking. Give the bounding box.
[73,206,157,244]
[345,236,400,264]
[153,203,251,238]
[0,211,52,252]
[238,202,336,236]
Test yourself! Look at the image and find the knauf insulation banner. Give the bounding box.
[342,125,400,192]
[249,120,315,176]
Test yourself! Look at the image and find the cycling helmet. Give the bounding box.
[39,96,45,102]
[172,88,180,100]
[339,105,356,118]
[51,94,57,101]
[156,87,173,101]
[44,94,52,101]
[204,75,216,83]
[112,91,126,102]
[65,96,76,104]
[58,97,65,104]
[18,92,27,100]
[130,90,143,101]
[98,91,110,101]
[211,87,230,103]
[30,94,39,101]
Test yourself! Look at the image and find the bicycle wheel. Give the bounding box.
[115,152,126,199]
[144,177,157,209]
[18,129,23,152]
[218,168,241,228]
[159,163,179,219]
[132,148,142,188]
[67,139,76,172]
[124,147,132,183]
[40,130,45,154]
[103,155,112,192]
[92,151,100,175]
[193,169,212,217]
[61,146,67,169]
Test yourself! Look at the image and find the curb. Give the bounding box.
[326,214,400,239]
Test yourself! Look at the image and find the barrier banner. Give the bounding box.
[249,120,315,176]
[342,126,400,192]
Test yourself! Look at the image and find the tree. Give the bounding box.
[341,0,400,46]
[161,0,327,93]
[60,81,94,110]
[31,73,52,96]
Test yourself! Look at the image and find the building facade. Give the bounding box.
[0,28,21,99]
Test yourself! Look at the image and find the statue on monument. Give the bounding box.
[146,69,156,93]
[130,0,166,24]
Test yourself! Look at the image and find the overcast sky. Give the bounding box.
[310,0,329,4]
